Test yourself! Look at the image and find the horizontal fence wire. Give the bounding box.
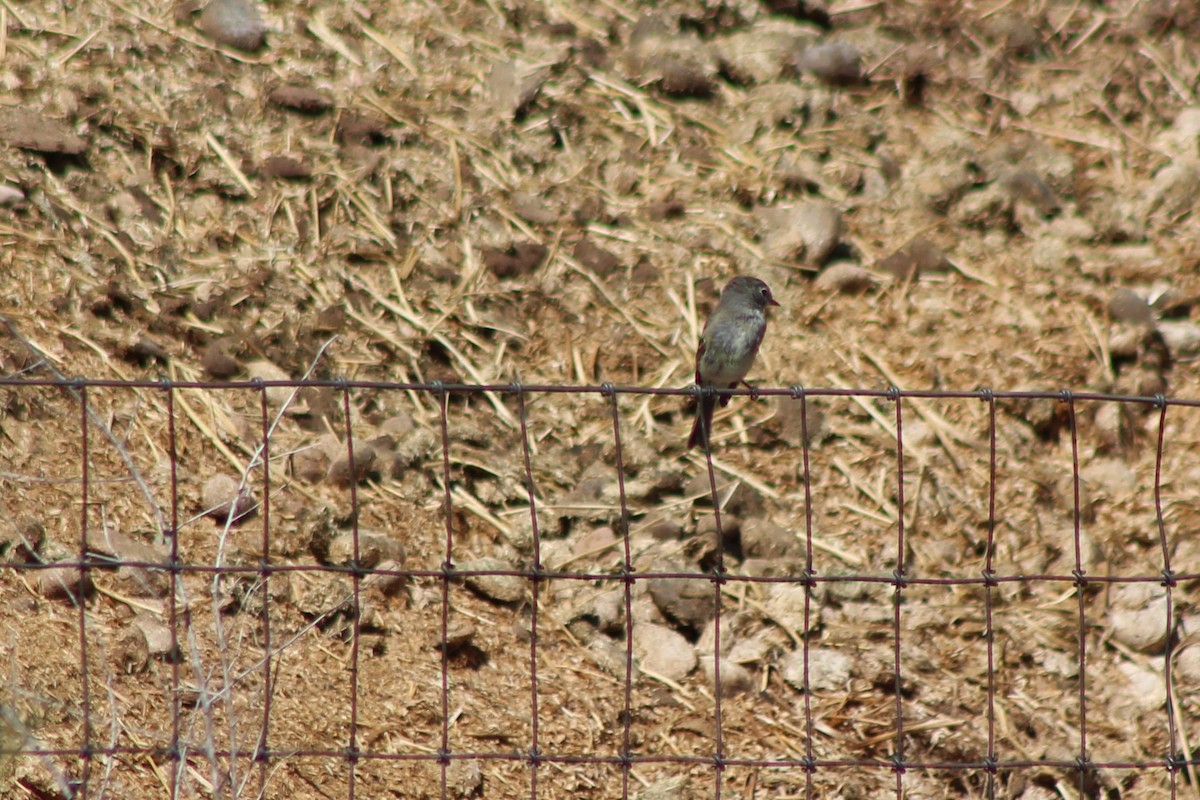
[0,377,1196,800]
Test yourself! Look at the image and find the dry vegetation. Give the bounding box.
[3,0,1200,798]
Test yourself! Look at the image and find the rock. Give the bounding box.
[35,563,93,601]
[267,85,333,113]
[459,557,525,604]
[623,19,717,99]
[765,396,828,445]
[487,61,547,120]
[782,647,851,691]
[1116,660,1166,715]
[815,262,875,293]
[1157,320,1200,358]
[648,574,715,630]
[260,155,311,180]
[1148,159,1200,219]
[244,360,293,407]
[440,619,477,652]
[571,238,622,279]
[201,341,241,379]
[1000,168,1061,217]
[764,583,817,633]
[0,109,87,154]
[326,443,377,486]
[198,0,266,51]
[8,515,45,562]
[1109,289,1155,326]
[291,441,331,483]
[633,622,696,681]
[1176,641,1200,685]
[700,656,754,695]
[482,242,548,278]
[878,237,951,279]
[1108,583,1169,653]
[713,21,819,85]
[797,41,863,85]
[740,516,803,559]
[646,517,685,540]
[117,626,150,674]
[760,202,843,265]
[573,525,617,559]
[133,615,177,659]
[1080,458,1136,499]
[326,530,405,569]
[0,184,25,205]
[202,474,256,525]
[446,759,483,798]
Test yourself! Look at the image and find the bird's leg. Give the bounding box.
[741,380,760,401]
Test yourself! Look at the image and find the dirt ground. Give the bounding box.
[3,0,1200,798]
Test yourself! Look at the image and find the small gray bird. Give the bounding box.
[688,276,779,450]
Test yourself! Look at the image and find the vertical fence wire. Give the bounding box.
[164,381,183,800]
[796,386,816,800]
[256,386,274,797]
[889,389,907,798]
[1152,398,1180,799]
[76,384,92,800]
[605,384,636,800]
[1065,393,1090,795]
[982,391,998,800]
[436,384,454,800]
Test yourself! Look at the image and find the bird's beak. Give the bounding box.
[769,298,780,306]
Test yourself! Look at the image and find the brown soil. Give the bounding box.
[2,1,1200,798]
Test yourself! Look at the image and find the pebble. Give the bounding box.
[760,201,843,265]
[35,563,93,602]
[1149,159,1200,219]
[201,340,241,379]
[1079,458,1136,499]
[243,360,294,407]
[260,155,311,180]
[459,557,525,604]
[648,574,715,630]
[446,759,483,798]
[1107,583,1169,654]
[633,622,696,681]
[1108,288,1155,326]
[487,61,546,120]
[198,0,266,51]
[326,530,406,569]
[291,441,331,483]
[1156,320,1200,358]
[713,21,819,85]
[740,516,803,560]
[267,85,333,113]
[815,262,875,293]
[482,242,548,278]
[0,185,25,206]
[700,657,754,695]
[326,442,377,487]
[202,474,256,525]
[0,109,87,154]
[134,615,177,658]
[797,41,863,85]
[573,237,624,275]
[782,647,851,691]
[118,626,150,674]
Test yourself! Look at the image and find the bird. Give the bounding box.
[688,276,779,450]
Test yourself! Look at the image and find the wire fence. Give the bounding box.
[0,376,1197,800]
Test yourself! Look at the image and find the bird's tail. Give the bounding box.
[688,394,717,450]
